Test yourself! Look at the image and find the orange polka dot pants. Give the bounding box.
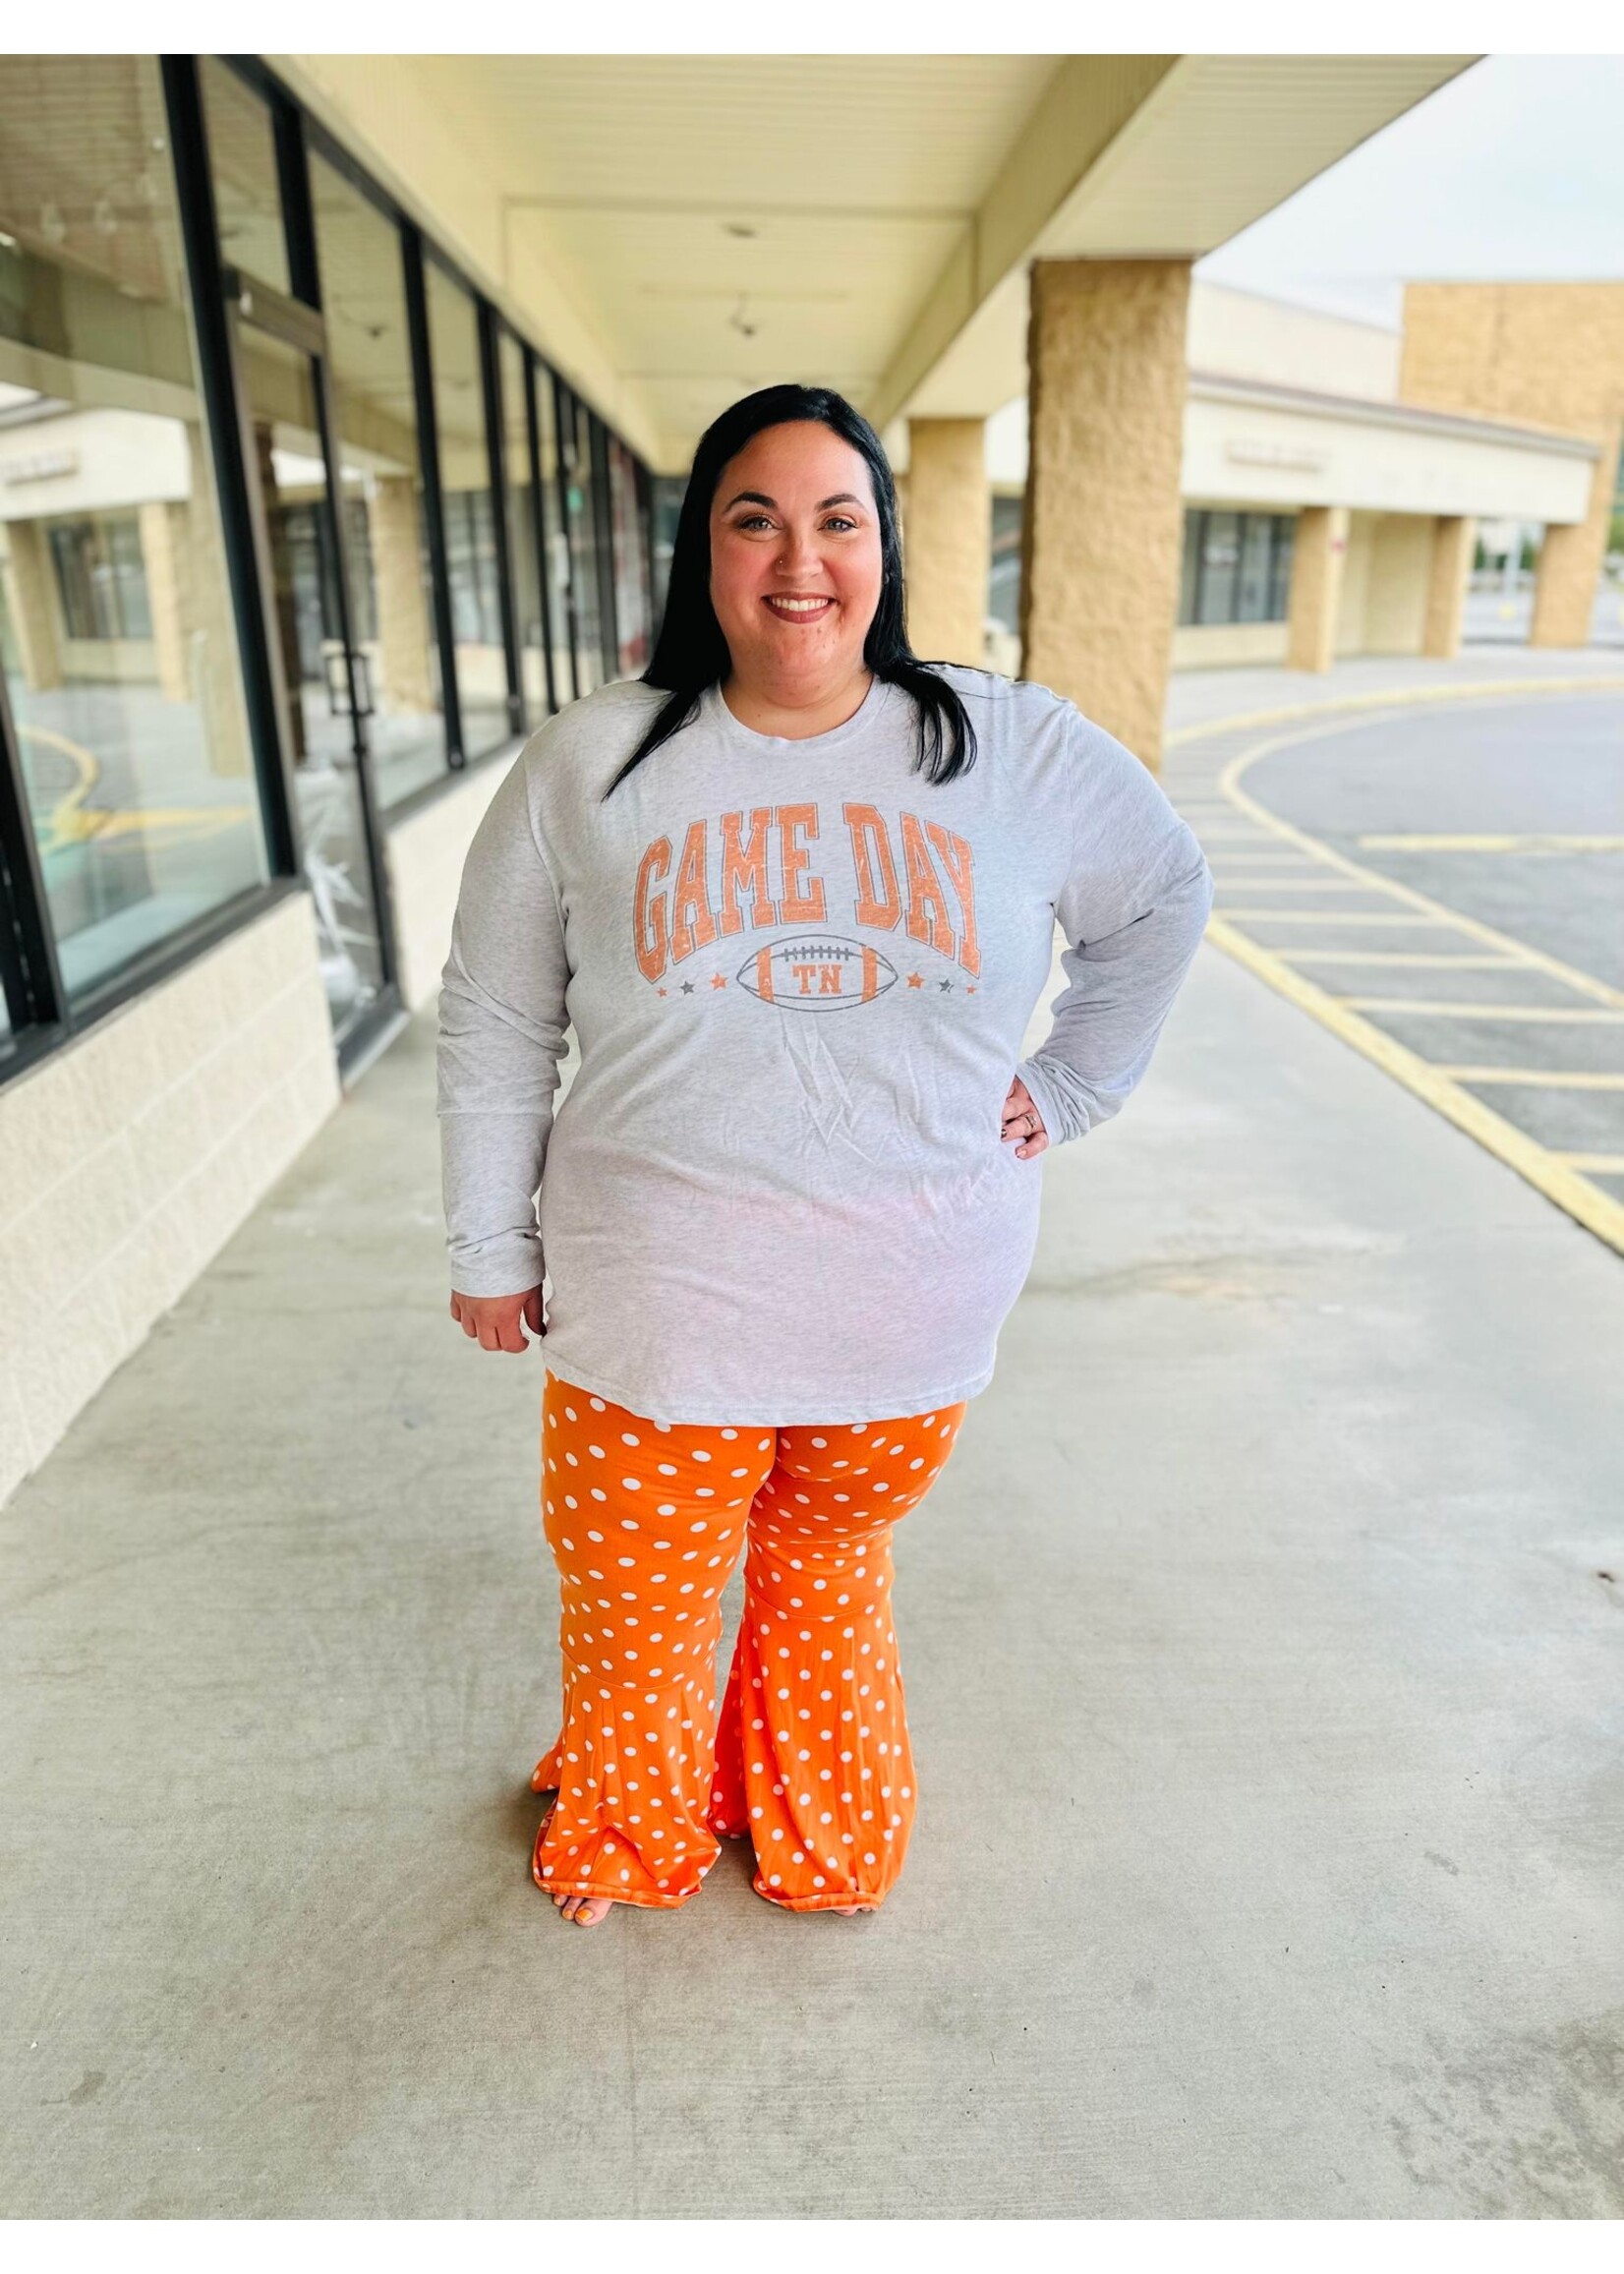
[530,1369,967,1912]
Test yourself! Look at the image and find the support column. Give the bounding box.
[1422,514,1475,659]
[1019,256,1190,771]
[2,519,64,691]
[1287,506,1350,673]
[1532,431,1619,647]
[902,417,989,668]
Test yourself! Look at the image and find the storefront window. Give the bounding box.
[1236,513,1275,623]
[0,54,267,1003]
[1179,509,1295,627]
[424,261,507,760]
[1268,518,1296,619]
[308,149,444,813]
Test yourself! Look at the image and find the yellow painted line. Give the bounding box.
[51,804,253,845]
[1177,679,1624,1259]
[1203,915,1624,1258]
[1164,672,1624,753]
[1282,950,1522,968]
[1209,876,1377,892]
[1437,1067,1624,1090]
[1358,834,1624,853]
[1554,1153,1624,1173]
[1216,909,1454,925]
[1216,716,1624,1009]
[1342,999,1624,1023]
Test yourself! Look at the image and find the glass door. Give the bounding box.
[228,289,396,1058]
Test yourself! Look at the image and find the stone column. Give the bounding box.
[1532,431,1619,648]
[902,417,990,668]
[1019,256,1191,771]
[1422,514,1475,660]
[1287,506,1350,673]
[139,499,190,702]
[371,473,435,716]
[3,518,64,691]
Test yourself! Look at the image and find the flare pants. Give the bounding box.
[530,1367,967,1912]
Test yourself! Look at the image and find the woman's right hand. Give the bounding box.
[449,1287,545,1353]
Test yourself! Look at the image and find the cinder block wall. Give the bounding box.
[384,752,514,1011]
[0,896,338,1504]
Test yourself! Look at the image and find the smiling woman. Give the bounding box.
[435,381,1215,1928]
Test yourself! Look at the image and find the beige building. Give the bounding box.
[965,277,1606,679]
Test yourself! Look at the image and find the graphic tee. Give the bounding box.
[436,665,1213,1425]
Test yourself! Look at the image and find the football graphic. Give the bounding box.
[735,934,899,1012]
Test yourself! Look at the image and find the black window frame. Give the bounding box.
[0,49,658,1087]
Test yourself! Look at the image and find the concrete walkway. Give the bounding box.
[4,663,1623,2216]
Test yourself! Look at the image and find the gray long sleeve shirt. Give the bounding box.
[436,664,1212,1425]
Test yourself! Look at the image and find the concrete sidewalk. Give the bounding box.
[4,724,1623,2213]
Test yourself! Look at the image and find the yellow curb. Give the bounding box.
[1178,677,1624,1260]
[1204,916,1624,1259]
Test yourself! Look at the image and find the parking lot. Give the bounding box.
[1161,662,1624,1252]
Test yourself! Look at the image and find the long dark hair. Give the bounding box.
[599,382,978,799]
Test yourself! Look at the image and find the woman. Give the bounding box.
[437,382,1212,1928]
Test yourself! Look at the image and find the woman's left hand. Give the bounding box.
[1001,1075,1049,1159]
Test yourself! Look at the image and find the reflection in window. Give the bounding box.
[236,323,385,1044]
[309,148,444,813]
[497,331,550,720]
[557,380,604,696]
[535,370,574,704]
[199,57,290,296]
[47,515,154,641]
[0,54,267,1004]
[424,260,507,760]
[608,434,650,677]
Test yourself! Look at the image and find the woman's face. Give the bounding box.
[708,421,885,691]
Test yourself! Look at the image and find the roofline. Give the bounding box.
[1187,370,1600,460]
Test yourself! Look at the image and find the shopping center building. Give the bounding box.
[9,51,1623,1501]
[974,277,1617,677]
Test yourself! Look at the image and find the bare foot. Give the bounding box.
[535,1805,616,1927]
[553,1891,614,1926]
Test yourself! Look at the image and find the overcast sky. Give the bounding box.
[1195,54,1624,329]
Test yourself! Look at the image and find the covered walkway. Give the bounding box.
[6,738,1622,2209]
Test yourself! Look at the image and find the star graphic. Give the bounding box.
[905,972,924,988]
[938,978,954,991]
[710,972,726,988]
[966,985,977,994]
[679,980,695,994]
[657,987,667,997]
